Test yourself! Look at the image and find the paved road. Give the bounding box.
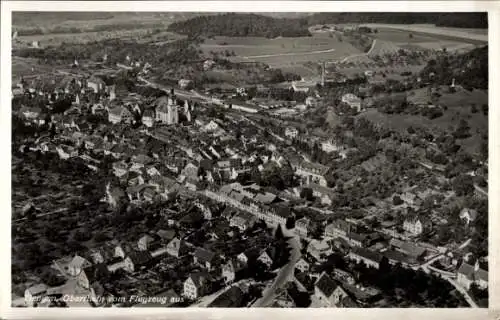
[415,238,476,308]
[443,275,479,308]
[189,279,256,308]
[252,226,301,307]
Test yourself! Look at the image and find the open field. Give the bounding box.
[201,34,362,68]
[15,29,185,48]
[12,12,206,33]
[370,29,445,43]
[361,24,488,43]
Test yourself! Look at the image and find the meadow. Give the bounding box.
[201,33,362,67]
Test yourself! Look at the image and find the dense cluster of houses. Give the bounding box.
[14,54,489,308]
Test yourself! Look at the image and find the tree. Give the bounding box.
[480,139,488,161]
[300,188,314,201]
[453,119,471,139]
[452,174,474,196]
[40,269,66,287]
[481,104,488,116]
[392,195,404,206]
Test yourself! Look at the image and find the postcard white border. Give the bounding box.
[1,1,499,319]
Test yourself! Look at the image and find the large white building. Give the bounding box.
[293,161,330,187]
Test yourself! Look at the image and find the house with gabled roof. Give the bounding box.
[124,250,153,273]
[138,234,157,251]
[347,247,383,269]
[295,217,311,238]
[324,220,352,239]
[68,255,92,276]
[167,237,189,258]
[229,211,257,231]
[293,160,330,187]
[460,208,478,225]
[183,271,212,300]
[389,239,427,261]
[142,109,155,128]
[193,247,218,271]
[25,283,48,307]
[237,248,261,266]
[257,250,274,268]
[457,261,488,290]
[114,242,134,259]
[313,272,349,307]
[222,258,245,284]
[77,264,109,290]
[156,229,176,243]
[295,258,310,273]
[108,105,133,124]
[86,246,114,265]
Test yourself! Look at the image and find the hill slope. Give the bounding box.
[168,13,311,38]
[420,45,488,90]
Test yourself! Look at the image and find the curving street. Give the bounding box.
[252,225,301,307]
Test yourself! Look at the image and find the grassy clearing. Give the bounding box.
[371,29,440,43]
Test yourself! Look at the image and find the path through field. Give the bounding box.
[242,48,336,59]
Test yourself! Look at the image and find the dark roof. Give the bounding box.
[156,229,176,241]
[132,289,179,307]
[241,247,261,261]
[194,247,216,263]
[315,273,339,298]
[383,249,411,264]
[199,159,214,171]
[476,268,488,282]
[127,250,153,266]
[348,232,367,242]
[350,247,383,263]
[457,262,475,280]
[271,204,292,219]
[340,296,359,307]
[208,286,245,308]
[189,270,210,288]
[82,264,109,284]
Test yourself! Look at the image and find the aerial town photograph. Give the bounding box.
[10,10,488,308]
